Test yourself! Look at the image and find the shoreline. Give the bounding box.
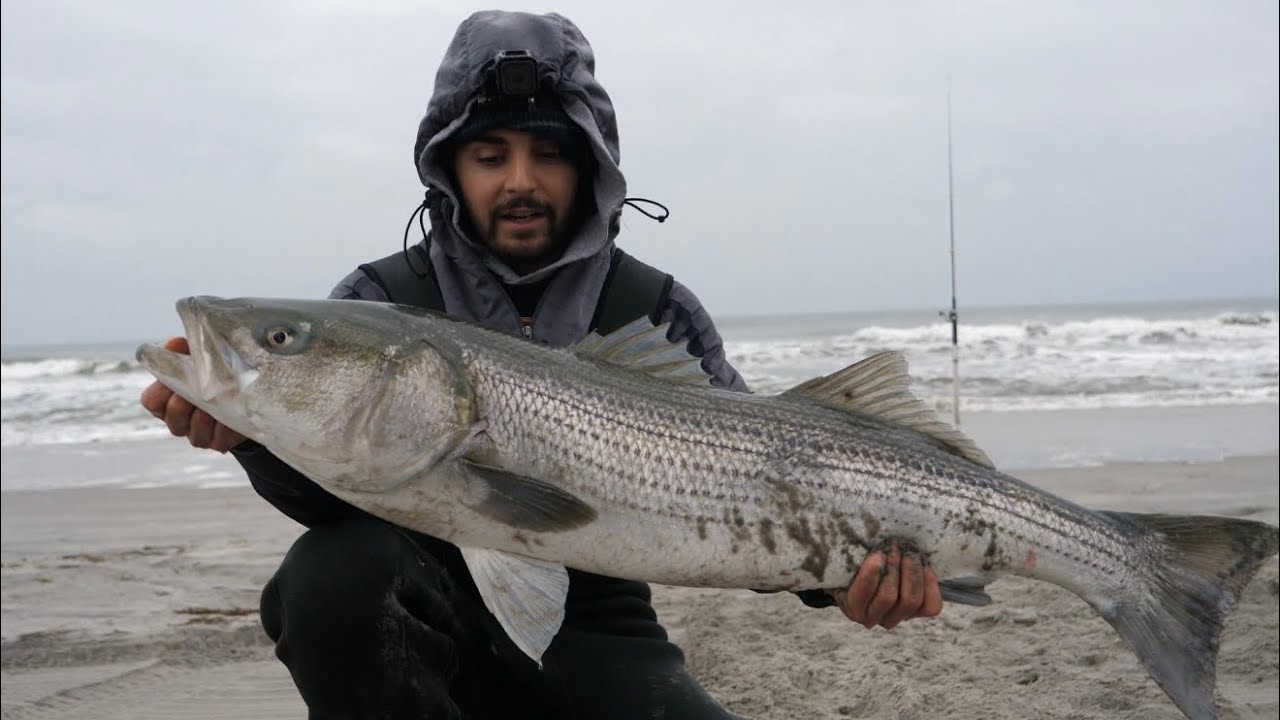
[4,401,1277,493]
[3,455,1277,719]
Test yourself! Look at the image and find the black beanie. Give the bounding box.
[445,98,590,169]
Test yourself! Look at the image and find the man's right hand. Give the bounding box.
[140,337,247,453]
[828,539,943,630]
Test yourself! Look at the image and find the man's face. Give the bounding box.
[453,127,580,273]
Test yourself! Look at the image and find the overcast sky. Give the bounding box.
[2,1,1277,346]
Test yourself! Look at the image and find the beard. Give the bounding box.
[483,196,574,272]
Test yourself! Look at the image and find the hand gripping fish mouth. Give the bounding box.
[136,296,260,407]
[138,296,482,498]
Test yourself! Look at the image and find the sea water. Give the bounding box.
[2,297,1276,490]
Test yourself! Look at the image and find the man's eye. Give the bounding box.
[476,154,503,165]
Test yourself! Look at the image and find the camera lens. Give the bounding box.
[498,57,538,97]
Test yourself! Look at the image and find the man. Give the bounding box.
[141,11,941,718]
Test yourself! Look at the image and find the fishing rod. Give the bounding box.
[942,83,961,428]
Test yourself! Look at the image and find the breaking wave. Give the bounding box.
[2,356,141,381]
[723,305,1279,412]
[1,300,1276,448]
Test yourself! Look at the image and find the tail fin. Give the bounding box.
[1096,511,1279,720]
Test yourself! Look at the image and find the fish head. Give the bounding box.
[137,296,477,493]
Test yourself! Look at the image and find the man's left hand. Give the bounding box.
[829,539,943,630]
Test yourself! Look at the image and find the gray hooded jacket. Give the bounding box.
[237,12,830,637]
[241,10,755,523]
[330,10,744,390]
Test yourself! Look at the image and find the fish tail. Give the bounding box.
[1096,511,1279,720]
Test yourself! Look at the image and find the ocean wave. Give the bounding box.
[914,375,1197,397]
[0,420,168,447]
[1219,312,1275,327]
[940,386,1279,413]
[2,356,143,380]
[840,312,1278,350]
[2,305,1275,448]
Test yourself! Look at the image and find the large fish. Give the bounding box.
[138,296,1278,720]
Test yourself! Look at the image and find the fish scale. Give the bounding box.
[473,343,1120,591]
[462,336,1134,594]
[137,296,1280,720]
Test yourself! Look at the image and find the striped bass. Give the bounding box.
[137,296,1279,720]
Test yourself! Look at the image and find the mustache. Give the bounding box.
[493,197,554,218]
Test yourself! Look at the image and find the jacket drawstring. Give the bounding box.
[403,190,438,279]
[622,197,669,223]
[404,192,667,278]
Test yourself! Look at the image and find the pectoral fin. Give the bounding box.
[459,459,597,532]
[459,547,569,664]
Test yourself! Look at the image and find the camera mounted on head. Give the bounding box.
[442,48,594,191]
[478,50,556,111]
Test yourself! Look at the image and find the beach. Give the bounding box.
[3,448,1276,719]
[3,300,1275,717]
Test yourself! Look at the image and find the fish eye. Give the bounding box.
[264,325,296,349]
[254,319,310,356]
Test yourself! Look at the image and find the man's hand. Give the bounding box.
[830,539,943,630]
[139,337,247,453]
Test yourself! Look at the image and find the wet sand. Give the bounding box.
[2,455,1277,719]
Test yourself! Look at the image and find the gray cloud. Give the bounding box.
[2,0,1276,345]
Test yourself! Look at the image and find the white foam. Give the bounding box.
[2,302,1276,450]
[725,307,1279,414]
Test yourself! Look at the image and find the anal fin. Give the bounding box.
[939,576,994,606]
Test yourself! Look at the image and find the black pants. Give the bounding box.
[260,518,740,719]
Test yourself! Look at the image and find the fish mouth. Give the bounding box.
[136,296,259,405]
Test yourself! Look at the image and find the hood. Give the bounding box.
[413,11,625,286]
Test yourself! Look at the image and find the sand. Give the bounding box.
[2,455,1277,719]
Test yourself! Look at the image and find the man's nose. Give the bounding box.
[502,152,537,194]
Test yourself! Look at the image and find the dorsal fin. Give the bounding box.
[784,352,994,469]
[574,316,711,386]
